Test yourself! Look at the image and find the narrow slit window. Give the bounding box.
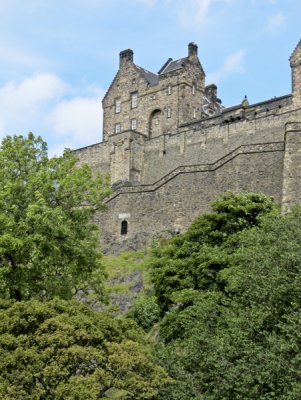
[131,92,138,108]
[131,118,137,130]
[115,98,121,113]
[121,220,128,235]
[192,84,196,95]
[115,123,121,134]
[167,107,171,118]
[167,85,172,95]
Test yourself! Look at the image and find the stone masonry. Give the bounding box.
[75,40,301,252]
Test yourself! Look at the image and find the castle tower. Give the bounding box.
[158,43,205,129]
[101,43,213,185]
[290,39,301,106]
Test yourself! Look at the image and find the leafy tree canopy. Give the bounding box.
[150,192,277,312]
[154,208,301,399]
[0,133,111,301]
[0,298,170,399]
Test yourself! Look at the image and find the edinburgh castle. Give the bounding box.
[75,40,301,252]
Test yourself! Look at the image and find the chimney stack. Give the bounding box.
[119,49,134,67]
[188,42,198,56]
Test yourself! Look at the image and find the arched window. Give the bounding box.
[149,109,162,138]
[121,220,128,235]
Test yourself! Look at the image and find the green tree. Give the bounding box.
[155,208,301,399]
[0,133,110,301]
[150,192,277,312]
[0,298,170,399]
[131,295,161,330]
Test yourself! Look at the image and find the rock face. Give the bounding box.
[75,40,301,253]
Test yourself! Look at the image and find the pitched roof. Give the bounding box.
[134,64,158,86]
[159,57,187,74]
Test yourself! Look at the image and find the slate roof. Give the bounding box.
[159,57,187,74]
[134,65,158,86]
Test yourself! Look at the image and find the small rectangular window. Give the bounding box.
[115,123,121,134]
[192,84,196,95]
[193,107,196,118]
[121,220,128,235]
[167,85,171,95]
[115,98,121,113]
[167,107,171,118]
[131,118,137,130]
[131,92,138,108]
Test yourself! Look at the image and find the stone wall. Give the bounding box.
[74,40,301,252]
[97,141,284,252]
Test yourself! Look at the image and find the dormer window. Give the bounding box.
[131,118,137,130]
[115,123,121,134]
[131,92,138,108]
[115,98,121,113]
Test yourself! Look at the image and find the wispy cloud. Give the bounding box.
[0,74,66,130]
[0,74,104,155]
[264,12,286,34]
[180,0,211,26]
[206,49,246,84]
[164,0,237,30]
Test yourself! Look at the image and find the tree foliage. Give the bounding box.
[154,207,301,399]
[0,298,170,399]
[150,192,276,312]
[131,295,161,330]
[0,133,111,301]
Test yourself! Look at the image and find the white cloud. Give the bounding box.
[47,92,104,154]
[177,0,213,27]
[0,74,66,113]
[265,12,286,34]
[0,74,66,138]
[206,49,246,84]
[165,0,237,29]
[0,73,104,155]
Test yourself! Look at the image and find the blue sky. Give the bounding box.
[0,0,300,155]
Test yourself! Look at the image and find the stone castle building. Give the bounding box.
[76,40,301,251]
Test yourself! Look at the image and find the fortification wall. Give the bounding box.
[141,102,298,184]
[74,142,110,175]
[73,102,301,252]
[97,141,284,252]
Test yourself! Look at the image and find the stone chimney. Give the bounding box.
[188,42,198,56]
[119,49,134,67]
